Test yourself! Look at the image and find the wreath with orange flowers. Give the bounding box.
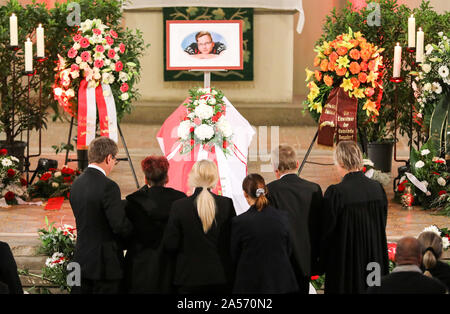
[304,28,385,125]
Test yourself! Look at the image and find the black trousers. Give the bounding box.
[70,278,123,294]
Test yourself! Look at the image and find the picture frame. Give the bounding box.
[166,20,243,71]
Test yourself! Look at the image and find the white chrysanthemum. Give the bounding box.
[208,97,216,105]
[217,117,233,138]
[421,63,431,73]
[437,177,446,186]
[422,225,441,236]
[415,160,425,169]
[194,104,214,120]
[423,82,432,91]
[177,120,192,140]
[363,159,374,167]
[432,82,442,94]
[438,65,449,78]
[1,159,12,167]
[194,124,214,141]
[421,149,430,156]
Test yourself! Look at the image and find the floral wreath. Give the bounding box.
[305,28,384,121]
[53,19,136,119]
[177,87,233,155]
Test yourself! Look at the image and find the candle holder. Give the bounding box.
[406,47,416,53]
[8,45,19,51]
[23,70,35,76]
[35,56,48,63]
[390,77,404,84]
[390,76,408,165]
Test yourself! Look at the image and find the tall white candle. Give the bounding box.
[393,43,402,78]
[416,27,424,63]
[36,24,45,58]
[10,14,18,46]
[25,38,33,72]
[408,14,415,48]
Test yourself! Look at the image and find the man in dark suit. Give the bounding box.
[70,137,133,294]
[0,241,23,294]
[367,237,447,294]
[267,145,323,294]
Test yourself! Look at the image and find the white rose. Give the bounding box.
[177,120,192,140]
[415,160,425,169]
[75,56,82,64]
[194,124,214,141]
[194,104,214,120]
[208,97,216,105]
[437,177,446,186]
[108,74,115,84]
[119,71,128,82]
[94,72,101,80]
[421,63,431,73]
[54,172,61,178]
[421,149,430,156]
[363,159,374,167]
[52,182,59,188]
[217,117,233,138]
[102,73,111,85]
[120,93,129,101]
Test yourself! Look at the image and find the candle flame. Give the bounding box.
[39,23,42,27]
[419,27,423,31]
[396,42,400,46]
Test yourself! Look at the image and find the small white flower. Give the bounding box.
[425,44,433,55]
[75,56,82,64]
[421,225,441,236]
[443,237,449,250]
[421,149,430,156]
[194,124,214,141]
[120,93,129,101]
[104,59,111,66]
[438,32,443,37]
[437,177,446,186]
[177,120,192,140]
[73,42,81,50]
[54,171,61,178]
[415,160,425,169]
[438,65,449,78]
[10,156,19,163]
[432,82,442,94]
[119,71,128,82]
[52,182,59,188]
[423,82,432,91]
[421,63,431,73]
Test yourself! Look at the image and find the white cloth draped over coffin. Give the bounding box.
[157,96,255,215]
[123,0,305,33]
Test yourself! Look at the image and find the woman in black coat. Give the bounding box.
[163,160,236,294]
[231,174,298,294]
[0,241,23,294]
[124,156,186,293]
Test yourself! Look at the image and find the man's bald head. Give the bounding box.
[395,237,423,266]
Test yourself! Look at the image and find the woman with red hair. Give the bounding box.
[124,156,186,293]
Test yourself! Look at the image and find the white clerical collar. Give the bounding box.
[88,164,106,176]
[280,172,297,179]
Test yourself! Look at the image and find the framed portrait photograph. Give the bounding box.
[166,20,243,70]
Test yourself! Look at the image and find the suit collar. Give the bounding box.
[87,164,106,176]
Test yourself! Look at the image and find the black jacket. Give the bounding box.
[267,173,323,277]
[70,167,133,280]
[0,241,23,294]
[367,270,448,294]
[422,260,450,291]
[163,188,236,289]
[231,205,298,294]
[124,185,186,293]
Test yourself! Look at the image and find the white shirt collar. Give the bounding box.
[391,265,422,274]
[88,164,106,176]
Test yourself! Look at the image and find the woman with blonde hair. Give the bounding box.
[320,141,389,294]
[163,160,236,294]
[418,231,450,290]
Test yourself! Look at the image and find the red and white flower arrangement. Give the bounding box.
[178,87,234,155]
[29,166,80,200]
[0,149,28,205]
[53,19,136,117]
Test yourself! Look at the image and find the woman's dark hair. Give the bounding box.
[141,156,169,186]
[242,173,269,212]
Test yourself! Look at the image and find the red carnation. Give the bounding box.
[362,166,366,173]
[0,149,8,156]
[438,190,447,196]
[4,191,15,202]
[105,36,114,46]
[96,45,105,53]
[115,61,123,72]
[109,30,118,39]
[94,59,104,69]
[7,169,15,178]
[434,160,445,164]
[108,49,116,59]
[119,43,126,54]
[189,127,195,133]
[190,139,195,146]
[40,173,52,181]
[397,180,408,192]
[120,83,129,93]
[48,168,57,172]
[73,34,82,42]
[92,28,101,35]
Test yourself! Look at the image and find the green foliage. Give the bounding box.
[37,217,76,257]
[0,0,148,144]
[313,0,449,143]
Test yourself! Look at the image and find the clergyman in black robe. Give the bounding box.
[319,141,389,294]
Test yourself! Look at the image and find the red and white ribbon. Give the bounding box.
[77,79,118,149]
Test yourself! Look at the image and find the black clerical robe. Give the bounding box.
[320,171,389,294]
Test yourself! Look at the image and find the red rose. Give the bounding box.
[115,61,123,72]
[120,83,129,93]
[434,160,445,164]
[189,127,195,133]
[4,191,15,201]
[7,169,15,177]
[310,275,320,281]
[362,167,366,173]
[48,168,57,172]
[397,180,408,192]
[40,173,52,181]
[0,149,8,156]
[223,141,228,149]
[20,178,27,187]
[61,167,75,175]
[439,190,447,196]
[63,176,72,183]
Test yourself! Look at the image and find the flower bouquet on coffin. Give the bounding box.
[415,32,450,157]
[178,87,233,156]
[0,149,28,206]
[53,19,140,150]
[29,166,80,200]
[304,28,384,146]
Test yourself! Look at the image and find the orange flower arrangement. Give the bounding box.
[304,28,384,118]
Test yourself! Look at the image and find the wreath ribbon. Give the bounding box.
[77,79,118,150]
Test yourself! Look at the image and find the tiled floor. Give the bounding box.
[0,121,448,240]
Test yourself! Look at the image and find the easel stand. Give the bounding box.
[189,69,227,89]
[63,117,140,189]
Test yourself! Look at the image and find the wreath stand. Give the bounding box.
[63,116,140,189]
